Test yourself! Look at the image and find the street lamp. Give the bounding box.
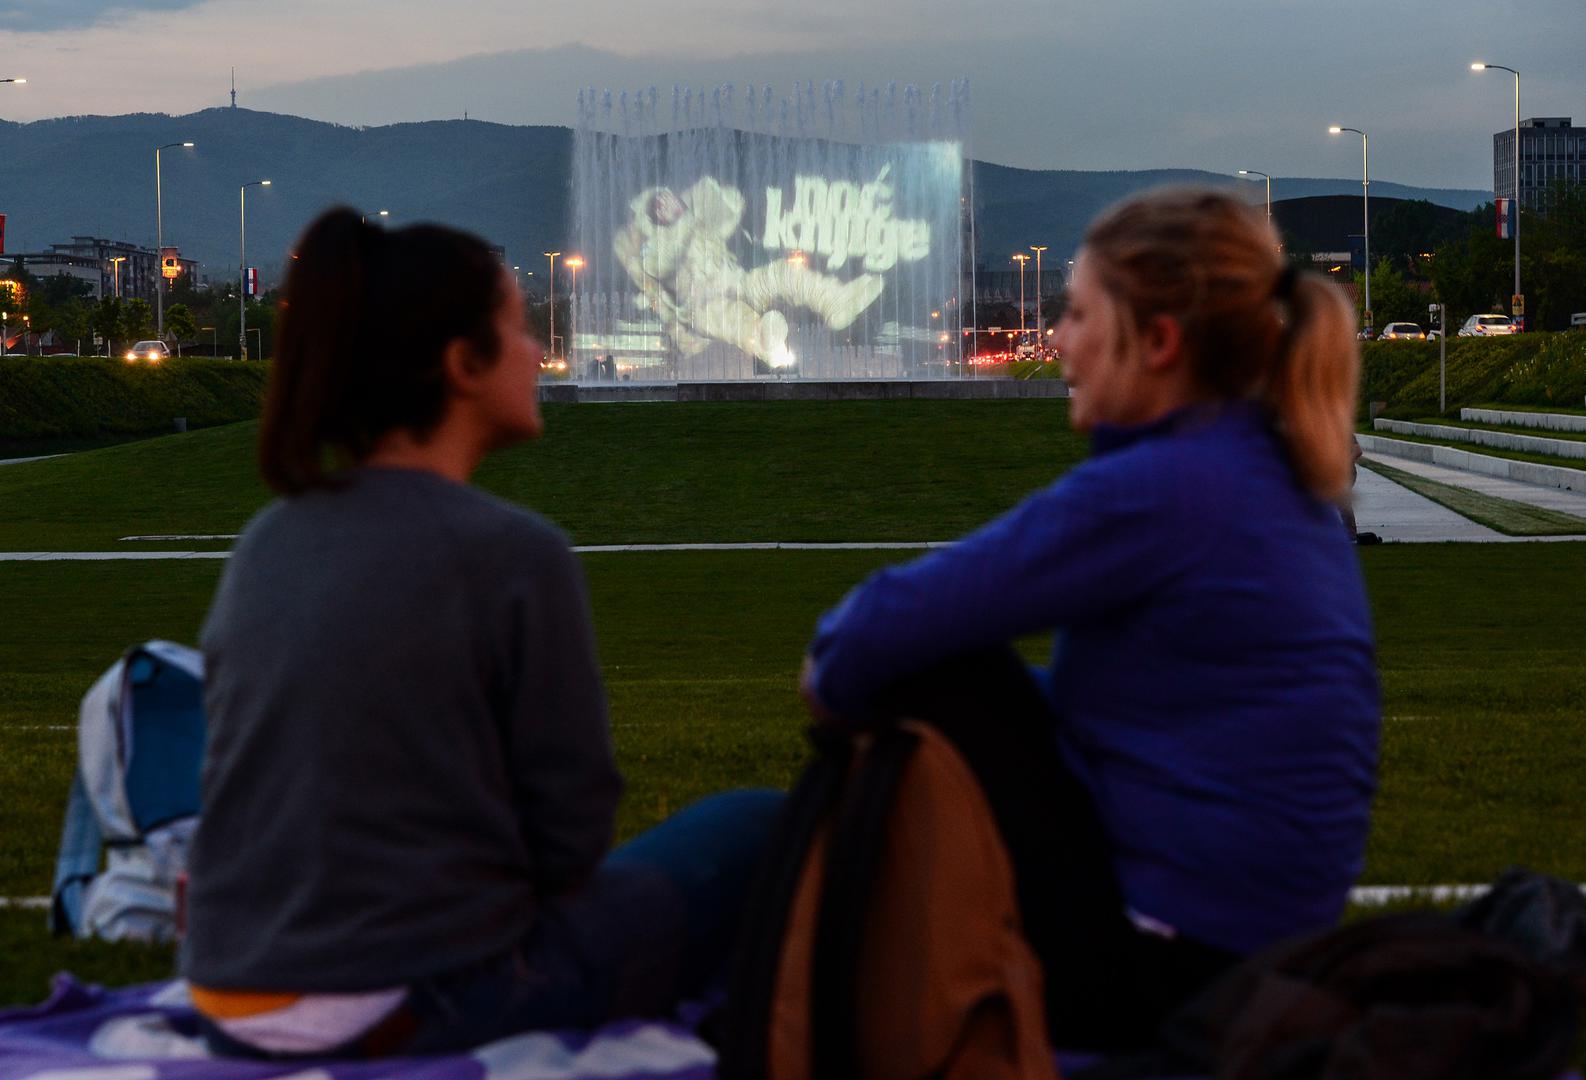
[564,256,585,366]
[1472,62,1522,327]
[240,179,272,359]
[108,256,127,298]
[1029,245,1047,339]
[1238,169,1273,222]
[362,209,390,224]
[1329,126,1370,332]
[1,78,24,84]
[155,141,195,338]
[1011,253,1030,334]
[543,251,561,358]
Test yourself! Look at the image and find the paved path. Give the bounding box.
[1362,452,1586,517]
[0,453,64,466]
[1352,466,1505,542]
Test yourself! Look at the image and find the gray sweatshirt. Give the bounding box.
[184,468,620,991]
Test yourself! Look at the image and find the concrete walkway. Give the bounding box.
[1363,452,1586,518]
[1352,466,1506,542]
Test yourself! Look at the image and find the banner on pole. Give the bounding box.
[244,267,259,296]
[0,213,7,255]
[1495,198,1513,239]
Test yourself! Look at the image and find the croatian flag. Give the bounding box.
[244,266,259,296]
[1496,198,1513,239]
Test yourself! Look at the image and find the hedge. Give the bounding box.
[0,356,269,441]
[1360,331,1586,418]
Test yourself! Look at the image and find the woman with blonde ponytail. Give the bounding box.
[802,188,1380,1049]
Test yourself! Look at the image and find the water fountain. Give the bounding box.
[568,79,971,383]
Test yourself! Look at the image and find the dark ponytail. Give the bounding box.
[259,208,509,494]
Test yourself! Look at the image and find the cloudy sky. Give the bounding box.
[2,0,1583,189]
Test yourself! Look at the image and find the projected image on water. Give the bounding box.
[571,81,970,382]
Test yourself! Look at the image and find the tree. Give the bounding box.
[1353,259,1423,328]
[89,297,122,355]
[120,298,154,343]
[165,303,198,355]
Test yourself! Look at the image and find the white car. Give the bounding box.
[1378,322,1425,341]
[1457,314,1518,337]
[124,340,171,362]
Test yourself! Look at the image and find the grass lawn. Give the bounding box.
[0,400,1087,551]
[4,402,1585,1006]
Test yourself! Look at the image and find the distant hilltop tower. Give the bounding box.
[231,68,237,109]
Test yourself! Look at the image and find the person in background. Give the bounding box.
[185,208,779,1059]
[802,188,1381,1050]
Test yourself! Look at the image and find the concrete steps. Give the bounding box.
[1359,433,1586,494]
[1460,408,1586,434]
[1372,418,1586,462]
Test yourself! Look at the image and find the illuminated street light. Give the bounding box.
[108,256,127,298]
[1329,126,1370,332]
[1237,169,1272,222]
[240,179,272,359]
[1029,245,1048,339]
[1011,253,1031,335]
[1472,62,1522,327]
[544,251,561,359]
[564,257,585,364]
[362,209,390,224]
[155,141,195,337]
[1,78,24,85]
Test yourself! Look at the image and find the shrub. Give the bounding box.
[0,356,268,441]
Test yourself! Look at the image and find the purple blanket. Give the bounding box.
[0,975,716,1080]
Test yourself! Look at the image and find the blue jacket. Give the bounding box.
[809,401,1380,955]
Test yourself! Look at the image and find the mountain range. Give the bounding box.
[0,107,1490,287]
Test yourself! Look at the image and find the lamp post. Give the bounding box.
[1029,245,1047,340]
[154,141,195,338]
[108,256,126,298]
[1238,169,1272,222]
[564,255,585,366]
[362,209,390,224]
[239,179,271,360]
[543,251,561,358]
[1472,62,1522,328]
[0,78,24,85]
[1329,126,1370,333]
[1,311,7,355]
[1011,252,1030,335]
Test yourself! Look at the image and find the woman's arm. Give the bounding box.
[806,457,1187,720]
[500,540,623,895]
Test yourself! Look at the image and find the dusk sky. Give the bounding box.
[2,0,1583,190]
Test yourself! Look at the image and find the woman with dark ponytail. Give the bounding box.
[186,208,780,1058]
[802,189,1380,1049]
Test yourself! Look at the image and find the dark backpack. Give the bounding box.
[717,721,1056,1080]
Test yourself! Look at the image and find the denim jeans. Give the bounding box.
[203,787,785,1058]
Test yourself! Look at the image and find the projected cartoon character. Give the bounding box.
[614,177,885,366]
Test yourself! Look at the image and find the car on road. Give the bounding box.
[1378,322,1425,341]
[124,340,170,362]
[1457,314,1518,337]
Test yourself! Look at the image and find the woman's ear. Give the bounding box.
[1139,314,1185,373]
[441,337,489,400]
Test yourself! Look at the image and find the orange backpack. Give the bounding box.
[718,721,1058,1080]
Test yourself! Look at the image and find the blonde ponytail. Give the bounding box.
[1265,275,1360,501]
[1082,188,1362,502]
